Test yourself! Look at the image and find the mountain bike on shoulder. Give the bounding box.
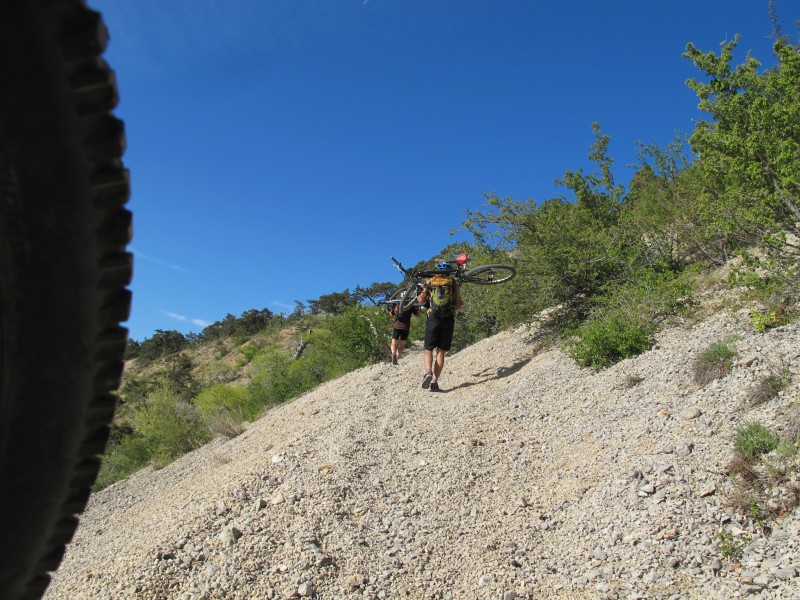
[390,253,516,312]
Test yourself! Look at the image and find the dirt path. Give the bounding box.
[46,310,800,599]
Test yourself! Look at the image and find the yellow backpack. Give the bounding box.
[428,275,454,317]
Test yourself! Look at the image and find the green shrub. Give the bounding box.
[194,383,261,436]
[323,305,390,365]
[715,530,745,561]
[692,339,738,386]
[568,268,694,369]
[570,312,652,369]
[750,308,786,333]
[131,382,211,468]
[94,435,151,490]
[734,421,779,462]
[239,344,258,363]
[247,344,340,408]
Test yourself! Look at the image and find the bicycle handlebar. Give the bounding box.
[391,256,408,275]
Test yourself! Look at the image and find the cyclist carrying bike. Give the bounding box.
[418,262,463,392]
[388,302,419,365]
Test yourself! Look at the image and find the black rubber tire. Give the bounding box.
[461,264,516,285]
[399,284,420,312]
[0,1,131,598]
[388,286,406,303]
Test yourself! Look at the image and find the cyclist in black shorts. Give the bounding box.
[417,263,463,392]
[389,304,418,365]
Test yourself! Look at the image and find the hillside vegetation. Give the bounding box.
[102,23,800,511]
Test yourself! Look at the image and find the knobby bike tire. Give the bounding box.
[387,286,406,303]
[461,264,516,285]
[0,1,131,599]
[399,284,420,313]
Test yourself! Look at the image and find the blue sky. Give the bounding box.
[89,0,794,341]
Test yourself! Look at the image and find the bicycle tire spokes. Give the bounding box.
[462,264,516,285]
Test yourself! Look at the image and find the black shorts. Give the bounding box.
[392,328,410,341]
[423,314,455,351]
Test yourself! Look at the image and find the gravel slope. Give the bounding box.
[45,306,800,599]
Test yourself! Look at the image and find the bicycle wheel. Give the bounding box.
[0,1,131,598]
[388,287,406,303]
[461,264,516,285]
[399,284,420,312]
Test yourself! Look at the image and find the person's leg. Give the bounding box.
[432,349,446,380]
[396,339,407,359]
[421,316,437,388]
[390,333,399,364]
[430,317,454,391]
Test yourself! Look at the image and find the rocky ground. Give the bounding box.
[45,303,800,599]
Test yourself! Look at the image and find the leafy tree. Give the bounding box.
[624,140,715,269]
[684,32,800,259]
[463,124,639,324]
[161,353,199,401]
[137,329,188,363]
[290,300,308,319]
[124,338,141,360]
[308,289,358,315]
[354,281,397,304]
[237,308,273,335]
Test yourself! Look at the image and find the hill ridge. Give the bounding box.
[45,306,800,599]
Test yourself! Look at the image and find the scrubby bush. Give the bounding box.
[569,271,693,368]
[692,339,738,386]
[569,312,652,369]
[734,421,779,462]
[95,382,211,489]
[323,305,390,364]
[94,435,151,490]
[130,382,211,468]
[194,383,261,436]
[745,369,792,407]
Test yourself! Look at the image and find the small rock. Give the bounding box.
[639,483,655,495]
[682,407,702,420]
[215,499,228,515]
[740,584,762,595]
[675,443,693,457]
[219,525,242,546]
[346,574,364,590]
[592,550,608,561]
[710,558,722,574]
[298,581,314,597]
[697,483,716,497]
[775,566,797,580]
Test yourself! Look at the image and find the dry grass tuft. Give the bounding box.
[692,339,738,386]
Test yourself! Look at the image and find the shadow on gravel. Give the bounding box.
[447,357,532,392]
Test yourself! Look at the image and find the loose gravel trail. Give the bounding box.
[45,306,800,599]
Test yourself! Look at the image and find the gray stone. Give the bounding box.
[775,566,797,580]
[682,408,702,420]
